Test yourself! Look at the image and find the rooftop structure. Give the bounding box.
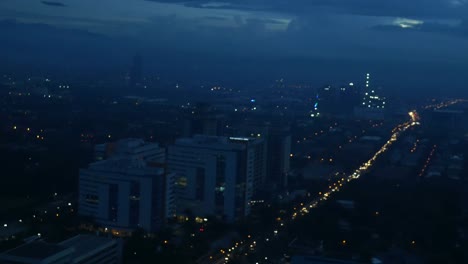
[0,235,121,264]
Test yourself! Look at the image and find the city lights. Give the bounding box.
[291,111,420,223]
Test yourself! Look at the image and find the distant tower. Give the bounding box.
[361,73,385,109]
[310,93,320,118]
[361,73,371,106]
[355,73,386,119]
[316,85,337,115]
[129,54,142,88]
[183,103,225,137]
[338,82,360,114]
[365,72,370,90]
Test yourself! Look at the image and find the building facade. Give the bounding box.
[168,135,266,222]
[79,139,174,232]
[235,121,291,191]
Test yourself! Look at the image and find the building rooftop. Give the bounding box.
[174,135,261,150]
[86,157,164,175]
[59,235,117,261]
[1,241,68,260]
[0,235,120,264]
[115,138,154,151]
[95,138,163,160]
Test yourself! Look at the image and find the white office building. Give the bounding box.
[94,138,165,163]
[168,135,266,222]
[79,139,175,232]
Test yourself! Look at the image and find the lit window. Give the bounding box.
[177,177,188,187]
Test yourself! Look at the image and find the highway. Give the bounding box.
[200,111,421,264]
[297,111,420,215]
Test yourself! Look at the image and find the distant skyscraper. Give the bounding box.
[183,103,225,137]
[310,93,321,118]
[263,125,291,190]
[168,135,266,222]
[316,85,338,115]
[361,73,386,109]
[355,73,386,119]
[129,54,142,88]
[79,139,175,233]
[236,121,291,191]
[338,82,360,114]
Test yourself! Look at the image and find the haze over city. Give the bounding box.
[0,1,468,264]
[1,0,468,95]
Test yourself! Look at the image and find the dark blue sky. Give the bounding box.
[1,0,467,95]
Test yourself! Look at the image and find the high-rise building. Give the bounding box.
[338,82,360,114]
[361,73,386,109]
[129,54,142,88]
[266,126,291,190]
[310,93,321,118]
[168,135,266,222]
[183,103,225,137]
[355,73,386,120]
[236,121,291,191]
[316,85,337,115]
[79,139,175,232]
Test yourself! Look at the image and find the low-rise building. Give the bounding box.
[0,235,122,264]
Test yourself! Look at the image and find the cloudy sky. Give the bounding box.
[1,0,468,94]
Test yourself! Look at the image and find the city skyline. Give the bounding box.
[1,1,468,95]
[1,1,468,264]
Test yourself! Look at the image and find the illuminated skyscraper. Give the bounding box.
[361,73,386,109]
[355,73,386,120]
[310,93,320,118]
[310,85,337,117]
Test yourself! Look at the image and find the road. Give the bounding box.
[200,111,421,264]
